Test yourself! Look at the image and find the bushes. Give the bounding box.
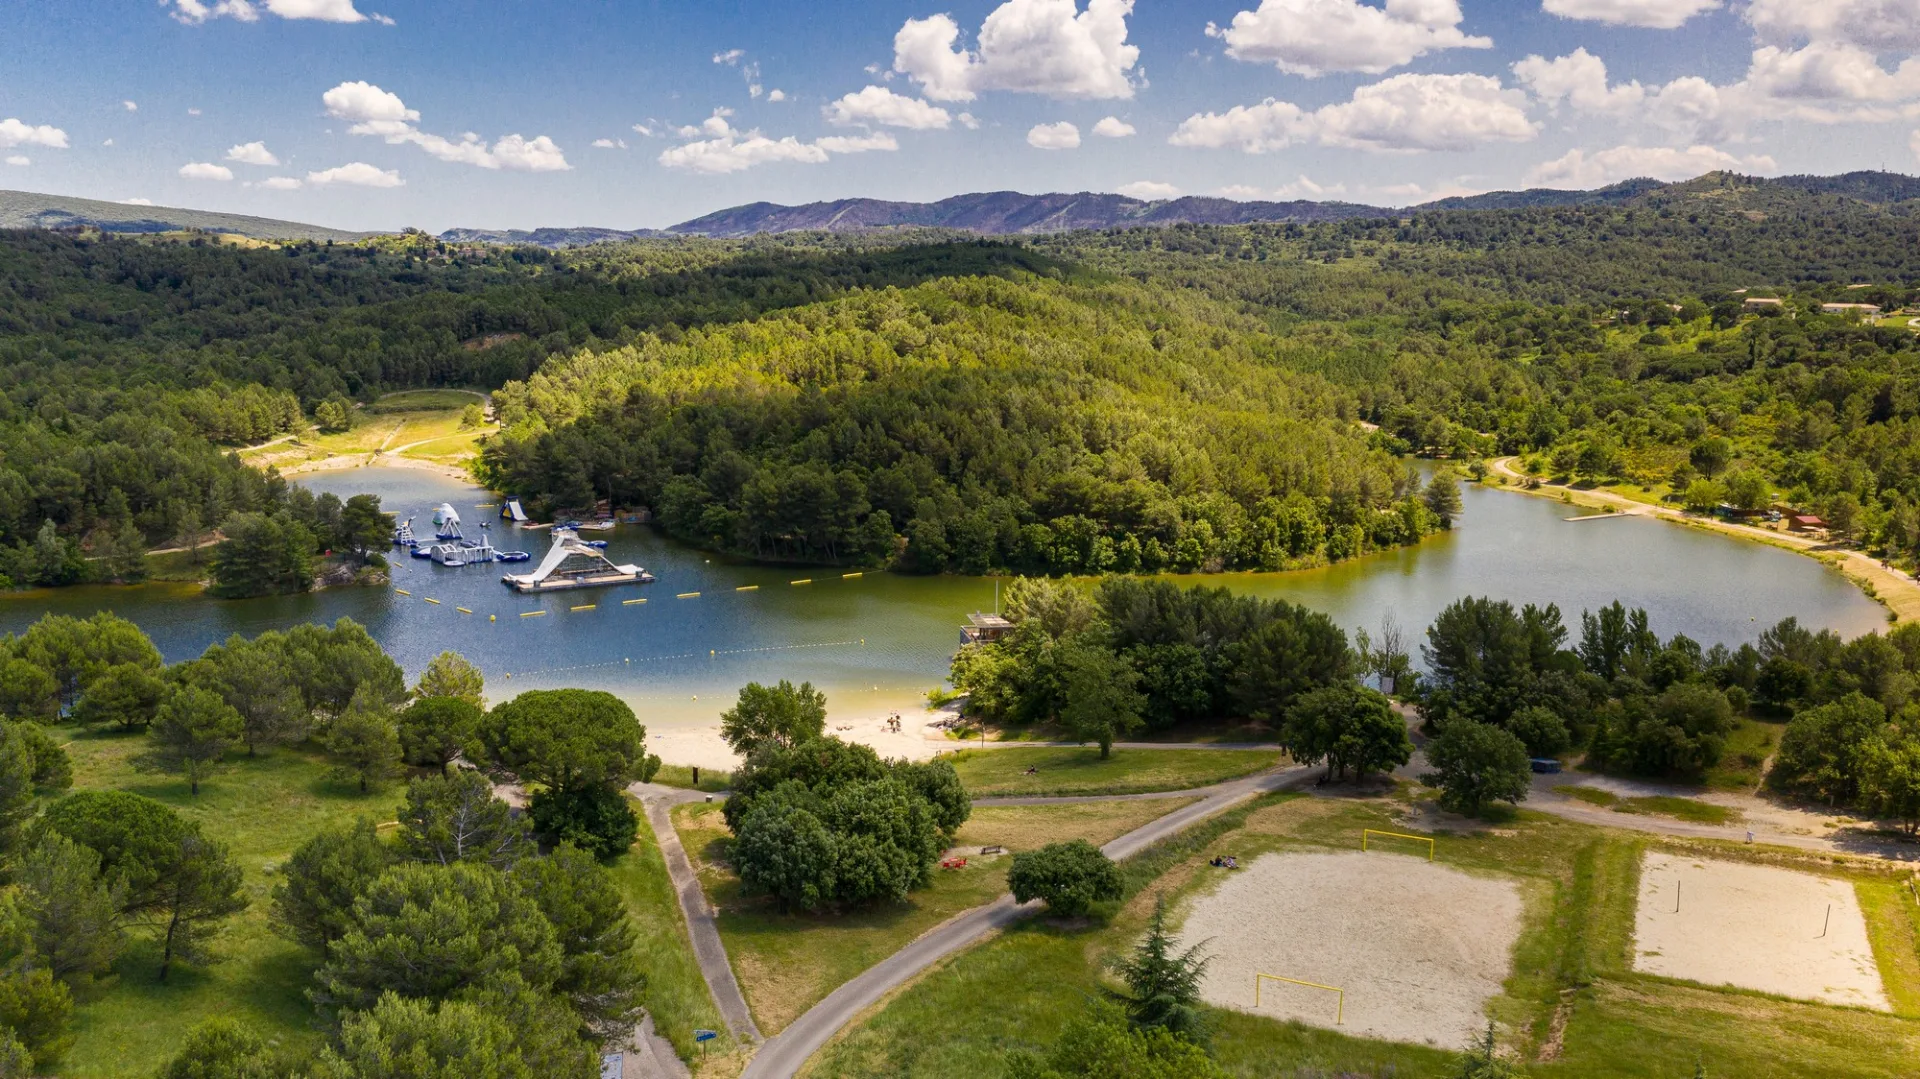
[1423,720,1532,816]
[726,737,969,911]
[1007,840,1122,916]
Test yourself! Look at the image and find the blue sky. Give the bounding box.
[3,0,1918,231]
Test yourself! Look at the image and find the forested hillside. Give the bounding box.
[479,274,1442,574]
[17,172,1920,583]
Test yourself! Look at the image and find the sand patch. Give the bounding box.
[1176,850,1523,1046]
[1633,852,1887,1010]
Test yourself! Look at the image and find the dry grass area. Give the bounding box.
[1634,852,1889,1010]
[1176,850,1525,1048]
[954,799,1198,853]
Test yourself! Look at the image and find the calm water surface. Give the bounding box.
[0,467,1885,732]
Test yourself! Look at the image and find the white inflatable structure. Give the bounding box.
[501,528,653,593]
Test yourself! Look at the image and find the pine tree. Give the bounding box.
[1112,895,1211,1043]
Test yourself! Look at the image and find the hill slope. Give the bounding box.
[0,189,376,241]
[663,190,1387,237]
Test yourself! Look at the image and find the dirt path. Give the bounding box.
[1487,457,1920,622]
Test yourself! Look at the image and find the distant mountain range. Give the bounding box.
[11,171,1920,249]
[0,188,376,242]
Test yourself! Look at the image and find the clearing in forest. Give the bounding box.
[1634,852,1888,1010]
[1176,850,1523,1047]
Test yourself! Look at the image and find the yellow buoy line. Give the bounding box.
[498,639,866,682]
[393,562,879,621]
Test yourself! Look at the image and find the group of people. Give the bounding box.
[886,712,904,733]
[1209,855,1240,870]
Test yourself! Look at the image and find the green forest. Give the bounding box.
[13,173,1920,586]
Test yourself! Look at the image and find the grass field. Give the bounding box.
[239,405,492,474]
[946,746,1281,797]
[653,764,732,793]
[55,725,393,1077]
[1704,718,1780,792]
[365,389,484,413]
[805,793,1920,1078]
[1555,786,1738,825]
[48,728,709,1078]
[672,798,1192,1036]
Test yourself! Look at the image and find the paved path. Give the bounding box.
[737,764,1316,1079]
[632,783,762,1044]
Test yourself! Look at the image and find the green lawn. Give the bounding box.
[805,793,1920,1078]
[366,389,483,413]
[672,798,1191,1037]
[946,746,1281,797]
[1613,795,1738,825]
[52,730,713,1078]
[652,763,732,793]
[56,726,395,1077]
[1705,718,1781,792]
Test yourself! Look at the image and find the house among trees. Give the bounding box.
[960,612,1014,645]
[1819,302,1883,318]
[1741,297,1784,310]
[1788,514,1829,533]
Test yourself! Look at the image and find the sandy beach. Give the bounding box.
[643,700,964,771]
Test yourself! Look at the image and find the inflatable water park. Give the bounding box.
[394,500,653,593]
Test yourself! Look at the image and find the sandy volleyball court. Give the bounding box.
[1634,852,1888,1010]
[1175,850,1524,1047]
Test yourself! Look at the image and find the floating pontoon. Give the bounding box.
[501,529,654,593]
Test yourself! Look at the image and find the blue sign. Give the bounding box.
[694,1029,719,1043]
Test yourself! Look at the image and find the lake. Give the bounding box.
[0,466,1886,736]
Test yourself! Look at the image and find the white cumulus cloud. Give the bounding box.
[306,161,402,187]
[122,100,138,112]
[224,141,280,166]
[4,156,28,167]
[825,86,952,129]
[767,89,788,103]
[323,81,569,171]
[658,112,897,173]
[1513,48,1644,112]
[0,119,69,150]
[1525,144,1777,187]
[1172,72,1536,154]
[1208,0,1491,78]
[1027,121,1082,148]
[1092,116,1136,137]
[1542,0,1720,30]
[894,0,1141,102]
[1117,180,1178,199]
[258,176,304,190]
[323,81,417,126]
[1747,0,1920,52]
[171,0,383,23]
[121,197,154,205]
[178,162,234,181]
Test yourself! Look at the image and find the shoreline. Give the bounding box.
[1484,457,1920,624]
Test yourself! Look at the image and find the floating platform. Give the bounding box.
[501,528,654,594]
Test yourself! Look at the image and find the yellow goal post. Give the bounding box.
[1254,973,1344,1024]
[1361,829,1435,861]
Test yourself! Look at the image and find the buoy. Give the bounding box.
[710,649,716,656]
[490,614,496,622]
[395,589,411,596]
